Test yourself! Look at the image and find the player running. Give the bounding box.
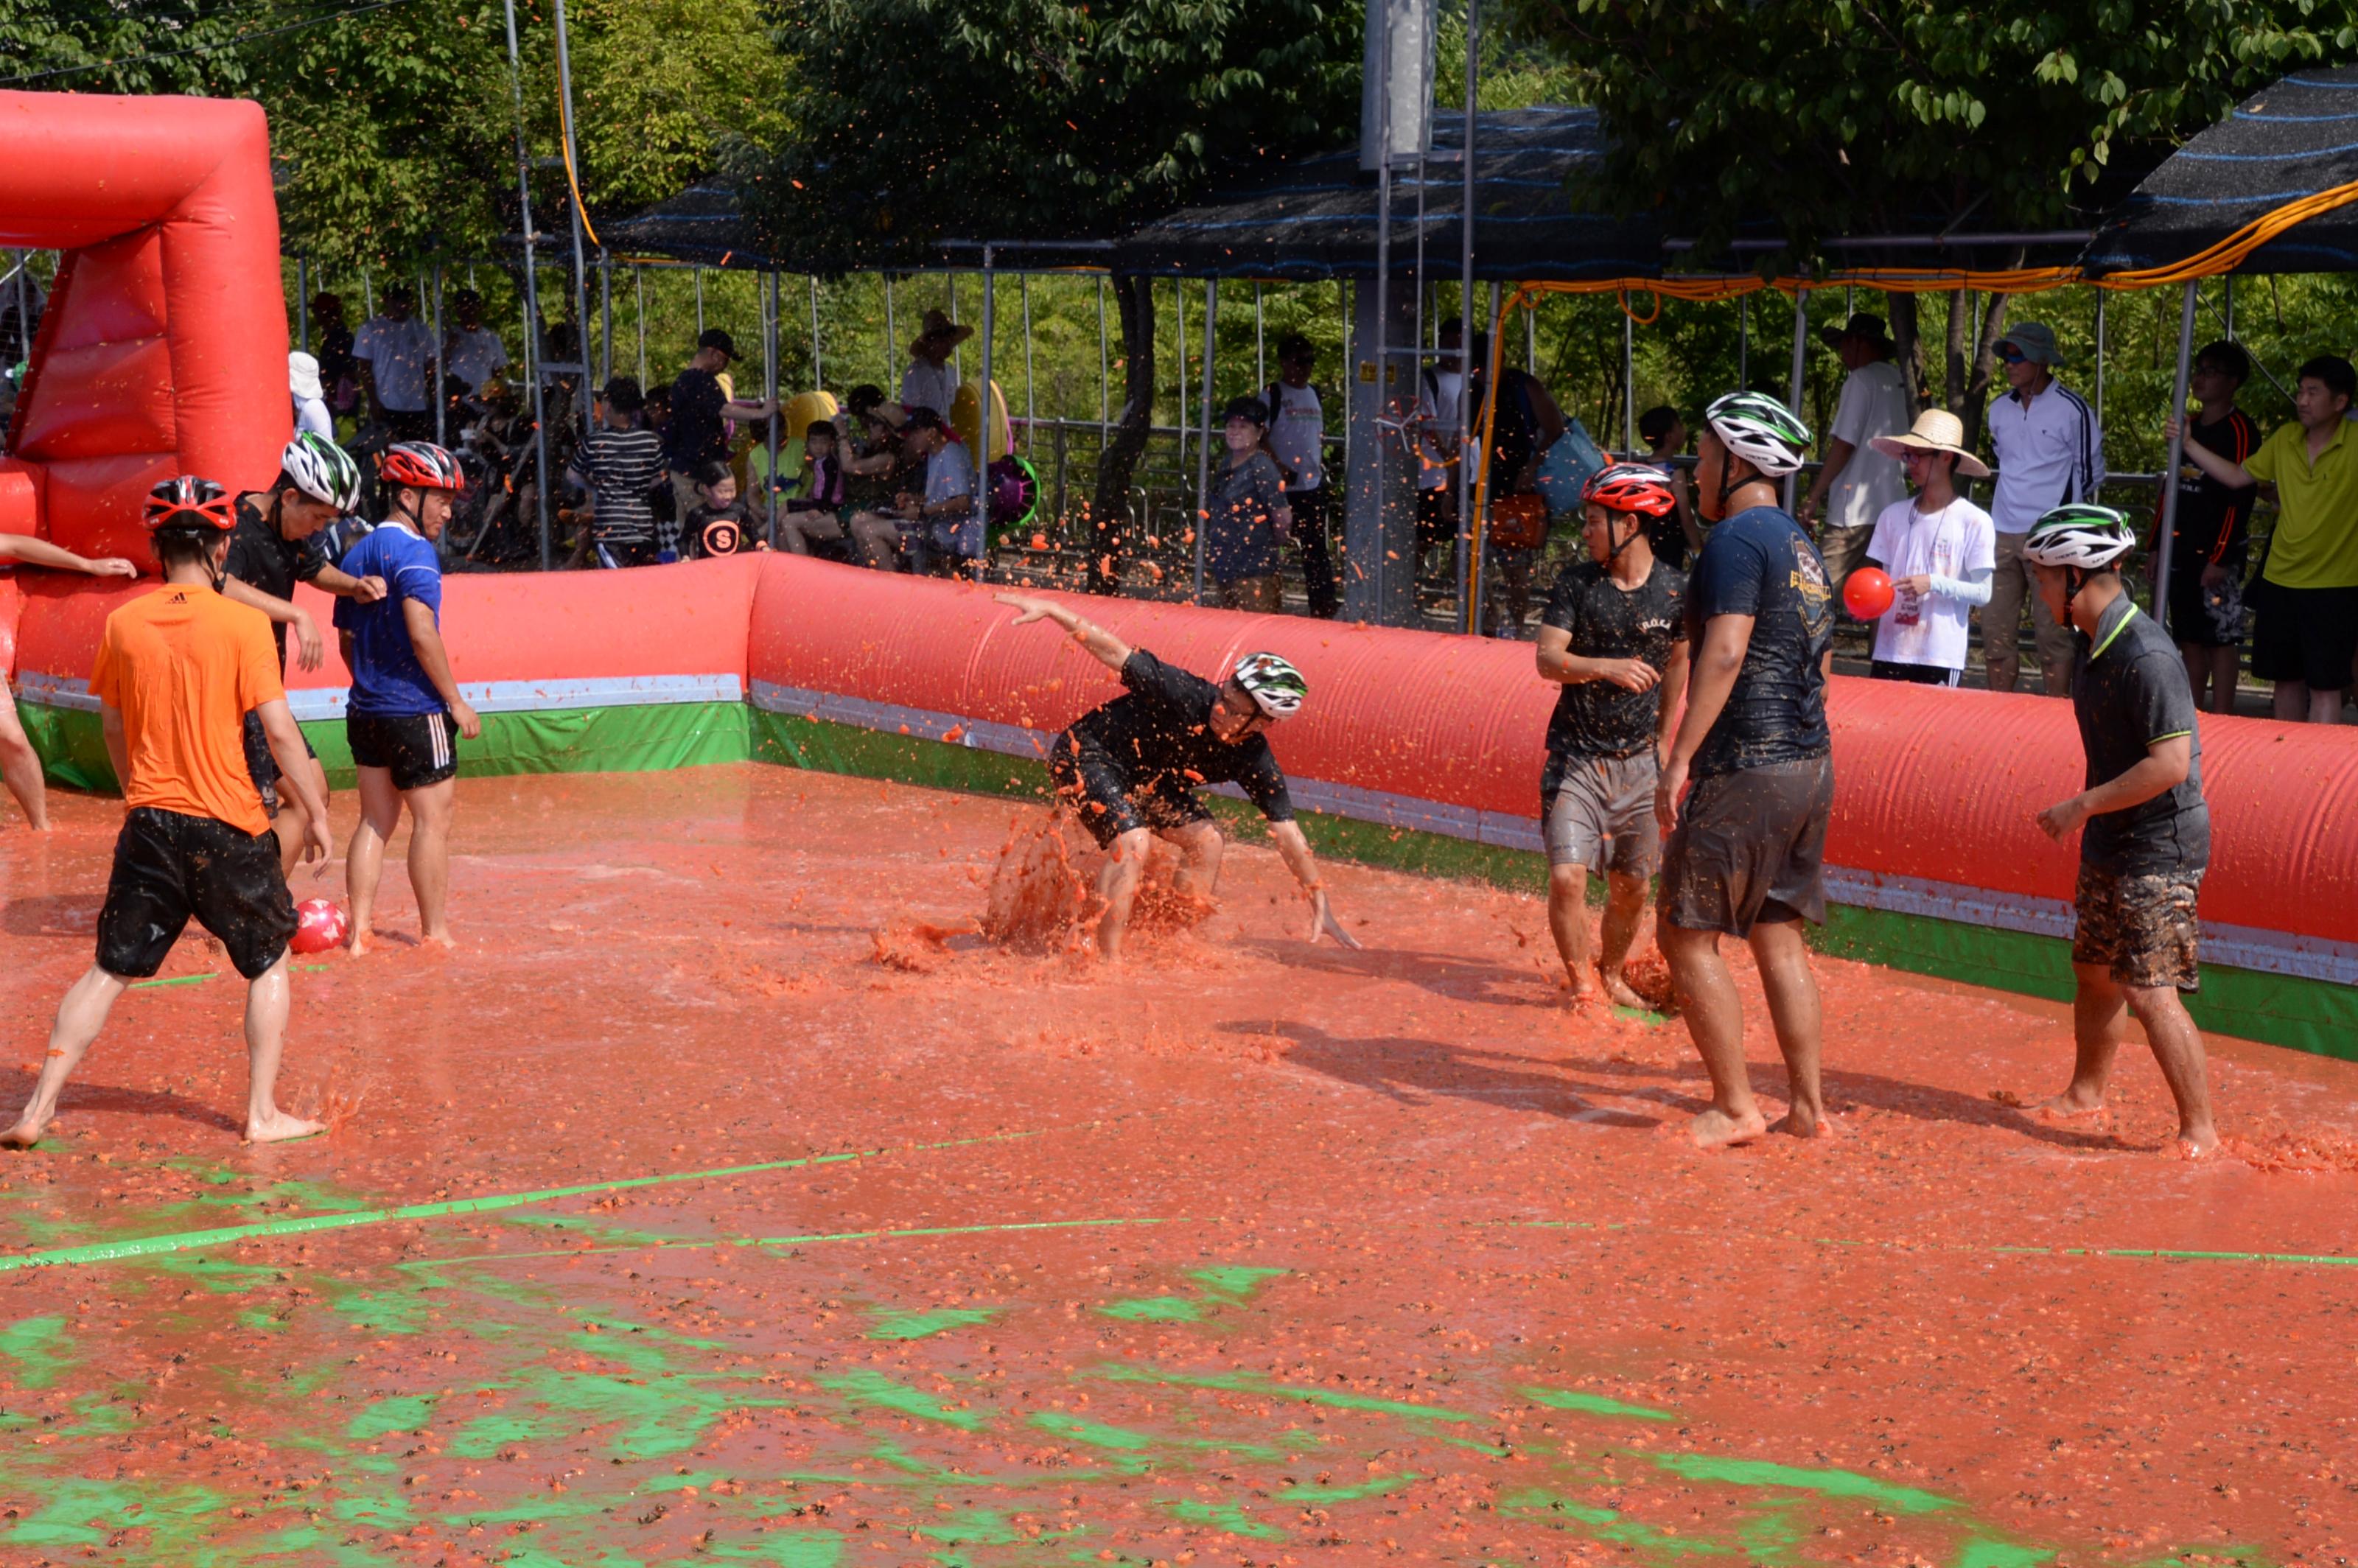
[4,479,329,1149]
[994,592,1356,962]
[2022,505,2219,1157]
[1655,392,1838,1148]
[222,432,388,873]
[335,442,479,955]
[1535,463,1687,1008]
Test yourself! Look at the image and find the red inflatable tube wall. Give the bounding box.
[743,556,2358,946]
[0,91,290,567]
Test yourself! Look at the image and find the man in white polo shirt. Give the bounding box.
[1984,321,2105,694]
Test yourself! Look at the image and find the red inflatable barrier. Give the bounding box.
[0,91,290,567]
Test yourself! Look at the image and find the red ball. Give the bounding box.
[291,897,349,954]
[1842,566,1896,620]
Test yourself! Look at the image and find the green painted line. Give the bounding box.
[1643,1452,1958,1515]
[1516,1385,1679,1422]
[406,1214,1203,1271]
[127,973,218,990]
[0,1127,1073,1273]
[1497,1220,2358,1271]
[819,1368,988,1432]
[1277,1471,1420,1503]
[867,1306,1000,1340]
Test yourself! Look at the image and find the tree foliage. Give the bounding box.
[1499,0,2357,261]
[751,0,1365,270]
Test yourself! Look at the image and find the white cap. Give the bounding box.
[288,350,324,402]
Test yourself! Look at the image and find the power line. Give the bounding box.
[0,0,422,88]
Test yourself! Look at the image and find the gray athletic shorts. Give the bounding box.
[1659,754,1835,937]
[1542,750,1661,874]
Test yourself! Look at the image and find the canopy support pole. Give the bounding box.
[1456,0,1479,623]
[694,268,704,333]
[1622,304,1635,453]
[810,275,822,390]
[1175,281,1189,499]
[598,251,612,386]
[634,267,647,387]
[885,275,896,388]
[1784,287,1809,514]
[2093,291,2106,433]
[763,270,780,548]
[949,276,962,382]
[500,0,552,570]
[1255,282,1266,392]
[982,249,996,567]
[2224,275,2235,340]
[296,259,309,354]
[1738,293,1749,388]
[550,0,592,436]
[1193,278,1218,605]
[2152,280,2199,636]
[1021,272,1035,449]
[363,269,373,320]
[1096,276,1110,438]
[430,265,446,447]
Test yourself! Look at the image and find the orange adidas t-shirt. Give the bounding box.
[89,584,285,837]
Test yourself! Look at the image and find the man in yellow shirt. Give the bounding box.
[2170,354,2358,724]
[3,479,332,1149]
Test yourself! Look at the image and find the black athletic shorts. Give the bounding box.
[242,710,319,818]
[1049,736,1212,850]
[348,710,459,791]
[1868,659,1962,687]
[97,807,296,981]
[1659,754,1835,938]
[2250,581,2358,692]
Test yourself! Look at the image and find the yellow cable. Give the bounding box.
[555,77,602,248]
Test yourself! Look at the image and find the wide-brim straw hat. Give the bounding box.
[910,307,973,356]
[1870,408,1990,478]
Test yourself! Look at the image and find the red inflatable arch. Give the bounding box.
[0,91,289,567]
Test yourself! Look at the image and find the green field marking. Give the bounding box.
[1645,1452,1959,1515]
[1518,1385,1679,1422]
[1090,1362,1478,1423]
[868,1306,1001,1340]
[1277,1471,1420,1503]
[1164,1498,1286,1540]
[0,1315,73,1388]
[819,1368,990,1432]
[1099,1264,1287,1323]
[1096,1293,1206,1321]
[1956,1544,2057,1568]
[126,973,219,990]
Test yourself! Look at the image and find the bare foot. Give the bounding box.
[2030,1090,2107,1122]
[346,926,374,957]
[246,1109,326,1144]
[1688,1106,1768,1149]
[420,930,457,952]
[1,1115,49,1149]
[2177,1124,2220,1160]
[1769,1106,1841,1139]
[1598,968,1647,1011]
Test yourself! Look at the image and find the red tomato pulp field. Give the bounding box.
[0,764,2352,1567]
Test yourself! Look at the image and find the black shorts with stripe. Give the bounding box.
[347,710,459,791]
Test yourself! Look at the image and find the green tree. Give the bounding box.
[754,0,1365,588]
[1498,0,2355,436]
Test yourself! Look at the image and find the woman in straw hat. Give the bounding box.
[900,308,973,427]
[1861,410,1998,687]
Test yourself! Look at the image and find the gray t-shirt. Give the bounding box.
[2071,595,2209,875]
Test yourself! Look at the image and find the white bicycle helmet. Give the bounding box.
[1704,391,1813,479]
[280,431,364,512]
[2021,504,2136,571]
[1232,652,1308,721]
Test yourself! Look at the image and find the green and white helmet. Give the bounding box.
[2022,504,2135,570]
[1704,390,1813,478]
[1232,651,1309,720]
[280,431,364,512]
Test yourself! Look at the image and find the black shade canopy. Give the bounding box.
[2082,64,2358,276]
[596,181,780,270]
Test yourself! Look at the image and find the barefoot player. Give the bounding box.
[335,442,479,954]
[1535,463,1687,1007]
[1655,393,1838,1148]
[4,479,329,1149]
[0,534,141,832]
[2023,505,2219,1157]
[994,592,1355,962]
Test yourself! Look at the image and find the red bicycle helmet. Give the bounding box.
[143,476,237,533]
[378,441,465,492]
[1580,461,1678,518]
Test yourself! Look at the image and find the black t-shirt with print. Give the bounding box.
[1684,504,1833,778]
[223,495,328,671]
[2071,595,2210,875]
[1539,557,1686,759]
[1063,650,1293,822]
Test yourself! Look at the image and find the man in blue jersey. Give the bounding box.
[333,442,478,956]
[1655,392,1837,1149]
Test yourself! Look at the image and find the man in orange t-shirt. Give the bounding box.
[4,479,332,1149]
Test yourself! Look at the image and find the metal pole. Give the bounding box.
[1470,283,1505,636]
[2093,290,2106,434]
[1021,273,1036,449]
[362,269,373,319]
[885,274,897,386]
[1371,0,1395,619]
[1523,295,1534,373]
[1622,304,1635,454]
[1784,287,1809,513]
[297,257,309,354]
[809,274,822,389]
[694,268,704,334]
[1458,0,1479,622]
[598,251,613,385]
[981,250,996,561]
[430,265,446,446]
[1193,279,1218,604]
[2223,274,2235,340]
[1255,282,1267,393]
[764,270,780,547]
[2152,280,2200,635]
[949,275,962,383]
[1175,279,1189,489]
[500,0,552,570]
[634,266,647,387]
[1096,276,1110,436]
[1738,293,1749,388]
[551,0,592,436]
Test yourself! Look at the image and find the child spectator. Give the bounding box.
[573,377,669,567]
[1636,404,1702,570]
[1862,410,1998,687]
[2154,341,2259,714]
[686,462,756,559]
